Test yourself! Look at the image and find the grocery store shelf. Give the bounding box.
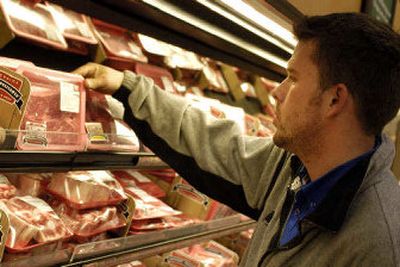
[0,151,168,172]
[0,215,256,267]
[50,0,289,81]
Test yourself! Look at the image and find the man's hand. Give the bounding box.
[73,63,124,95]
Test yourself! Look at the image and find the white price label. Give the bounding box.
[60,82,80,113]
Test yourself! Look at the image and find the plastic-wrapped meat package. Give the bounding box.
[47,171,127,209]
[112,170,166,199]
[0,196,72,252]
[6,173,50,197]
[46,2,97,55]
[126,186,181,220]
[16,66,86,151]
[168,242,238,267]
[112,261,147,267]
[130,214,197,233]
[51,201,126,241]
[0,174,16,199]
[0,56,34,71]
[163,244,238,267]
[86,90,139,151]
[134,62,177,94]
[0,0,67,49]
[92,18,147,67]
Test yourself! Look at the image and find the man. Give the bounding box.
[75,13,400,266]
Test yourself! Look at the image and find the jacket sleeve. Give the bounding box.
[112,71,287,217]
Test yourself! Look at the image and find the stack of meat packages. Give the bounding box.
[0,173,72,253]
[0,170,130,257]
[111,170,198,235]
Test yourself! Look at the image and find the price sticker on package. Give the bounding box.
[60,82,80,113]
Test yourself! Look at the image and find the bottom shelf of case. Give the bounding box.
[0,215,256,267]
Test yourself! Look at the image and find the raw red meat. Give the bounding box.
[0,174,16,199]
[16,66,86,151]
[47,171,127,209]
[130,214,197,232]
[112,170,166,198]
[126,186,181,220]
[0,196,72,252]
[51,201,126,238]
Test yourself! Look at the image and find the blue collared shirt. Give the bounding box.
[279,137,381,247]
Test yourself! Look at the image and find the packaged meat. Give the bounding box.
[0,56,34,71]
[197,59,229,93]
[86,90,139,151]
[51,201,126,240]
[92,18,147,70]
[130,214,197,233]
[163,242,239,267]
[0,174,16,199]
[0,0,67,50]
[0,196,72,252]
[46,2,97,55]
[47,171,127,209]
[134,62,177,94]
[112,170,166,199]
[137,34,174,66]
[6,173,50,197]
[16,65,86,151]
[126,186,181,220]
[0,66,31,150]
[112,261,147,267]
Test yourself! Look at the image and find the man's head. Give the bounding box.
[272,13,400,152]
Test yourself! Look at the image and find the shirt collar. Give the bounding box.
[289,136,381,232]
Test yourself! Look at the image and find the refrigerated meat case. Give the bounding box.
[0,0,302,266]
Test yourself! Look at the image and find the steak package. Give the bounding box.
[0,56,34,71]
[47,171,127,209]
[86,89,139,151]
[0,0,67,50]
[134,62,177,94]
[112,170,166,199]
[137,34,174,66]
[91,18,147,70]
[0,196,72,252]
[161,241,239,267]
[16,65,86,151]
[126,186,181,220]
[113,261,147,267]
[0,174,16,199]
[6,173,50,197]
[0,66,31,150]
[46,2,97,55]
[51,200,126,240]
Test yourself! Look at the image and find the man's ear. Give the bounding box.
[326,83,349,117]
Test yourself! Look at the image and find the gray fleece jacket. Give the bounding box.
[112,71,400,267]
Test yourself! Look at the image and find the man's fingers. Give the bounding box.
[85,78,104,90]
[72,63,97,78]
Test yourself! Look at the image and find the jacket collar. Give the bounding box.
[290,134,395,232]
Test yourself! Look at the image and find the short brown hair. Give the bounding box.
[294,13,400,135]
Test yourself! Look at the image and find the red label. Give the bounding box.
[0,71,24,110]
